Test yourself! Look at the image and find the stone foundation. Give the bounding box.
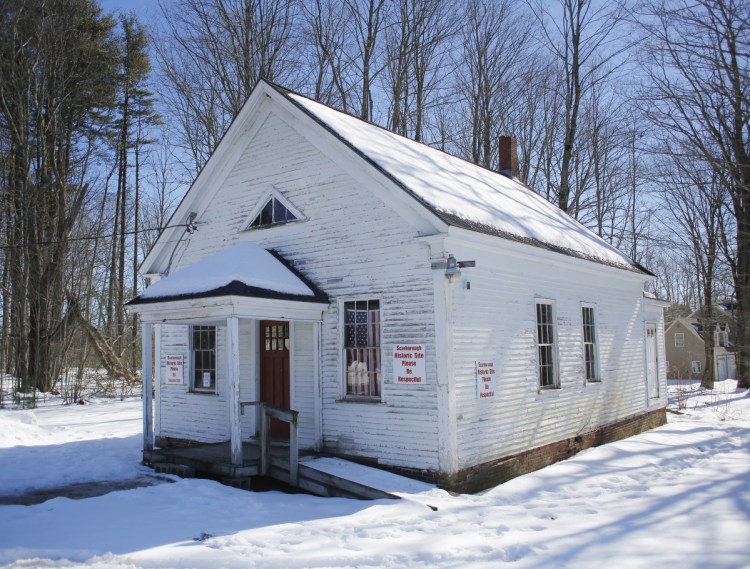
[154,436,204,449]
[438,407,667,494]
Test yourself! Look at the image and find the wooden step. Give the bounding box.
[296,464,400,500]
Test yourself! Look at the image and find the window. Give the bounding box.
[264,323,289,351]
[191,325,216,391]
[582,306,599,382]
[691,361,702,374]
[343,300,381,397]
[536,301,558,389]
[674,333,685,348]
[248,196,297,228]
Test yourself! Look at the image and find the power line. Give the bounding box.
[0,221,196,250]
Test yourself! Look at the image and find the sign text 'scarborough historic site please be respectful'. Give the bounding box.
[165,354,184,385]
[393,344,426,384]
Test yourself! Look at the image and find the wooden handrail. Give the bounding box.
[240,401,299,485]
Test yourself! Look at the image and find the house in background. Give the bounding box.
[665,303,736,381]
[127,80,668,493]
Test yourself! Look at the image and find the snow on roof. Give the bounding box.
[286,91,642,273]
[139,241,316,300]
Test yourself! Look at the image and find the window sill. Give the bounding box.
[189,389,218,395]
[335,396,383,405]
[535,386,561,401]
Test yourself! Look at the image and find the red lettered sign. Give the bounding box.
[165,354,184,385]
[476,360,496,399]
[393,344,426,384]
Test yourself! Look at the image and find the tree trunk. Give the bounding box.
[67,294,136,384]
[734,211,750,388]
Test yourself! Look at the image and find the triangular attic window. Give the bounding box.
[248,196,298,228]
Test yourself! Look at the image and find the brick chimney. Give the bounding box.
[498,136,518,178]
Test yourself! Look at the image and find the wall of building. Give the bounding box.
[157,105,441,470]
[664,320,705,380]
[157,323,230,443]
[150,97,665,478]
[443,236,666,473]
[292,321,317,450]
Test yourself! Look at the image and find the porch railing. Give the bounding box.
[240,401,299,485]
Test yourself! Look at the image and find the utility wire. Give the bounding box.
[0,221,197,250]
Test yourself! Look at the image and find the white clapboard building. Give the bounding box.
[128,80,668,493]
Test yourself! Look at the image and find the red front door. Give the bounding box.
[259,321,290,437]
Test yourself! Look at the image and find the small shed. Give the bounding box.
[128,80,668,493]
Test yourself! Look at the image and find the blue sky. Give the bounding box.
[100,0,160,20]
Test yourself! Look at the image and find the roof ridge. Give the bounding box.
[268,81,647,276]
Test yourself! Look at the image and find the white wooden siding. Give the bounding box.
[238,319,256,439]
[293,322,316,450]
[152,103,662,476]
[158,110,440,470]
[445,240,665,471]
[158,323,230,443]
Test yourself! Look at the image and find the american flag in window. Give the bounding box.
[344,300,381,397]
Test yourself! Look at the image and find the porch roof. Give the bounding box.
[127,241,328,309]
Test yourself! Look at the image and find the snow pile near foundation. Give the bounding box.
[139,241,315,299]
[0,380,748,568]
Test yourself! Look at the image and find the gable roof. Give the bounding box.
[129,242,328,306]
[142,80,649,277]
[665,318,706,342]
[271,83,648,275]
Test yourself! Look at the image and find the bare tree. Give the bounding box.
[383,0,456,142]
[640,0,750,387]
[0,0,119,394]
[458,0,529,169]
[342,0,390,122]
[139,132,183,258]
[157,0,302,174]
[301,0,356,110]
[660,155,732,389]
[530,0,632,213]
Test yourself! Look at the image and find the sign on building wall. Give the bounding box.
[165,354,184,385]
[476,360,496,399]
[393,344,426,384]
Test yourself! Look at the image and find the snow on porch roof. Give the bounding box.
[128,242,328,306]
[278,86,648,275]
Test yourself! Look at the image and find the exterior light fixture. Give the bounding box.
[431,255,476,283]
[445,254,461,281]
[186,212,198,234]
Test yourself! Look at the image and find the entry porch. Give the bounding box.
[126,244,330,480]
[144,401,303,484]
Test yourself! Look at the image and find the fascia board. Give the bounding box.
[264,88,448,238]
[140,84,277,276]
[445,226,653,285]
[128,295,328,323]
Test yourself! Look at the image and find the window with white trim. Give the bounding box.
[343,300,381,398]
[248,196,297,228]
[691,360,701,374]
[674,333,685,348]
[536,301,559,389]
[582,305,600,382]
[191,325,216,392]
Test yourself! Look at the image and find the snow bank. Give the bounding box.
[0,381,748,568]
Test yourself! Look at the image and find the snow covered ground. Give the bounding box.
[0,381,748,569]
